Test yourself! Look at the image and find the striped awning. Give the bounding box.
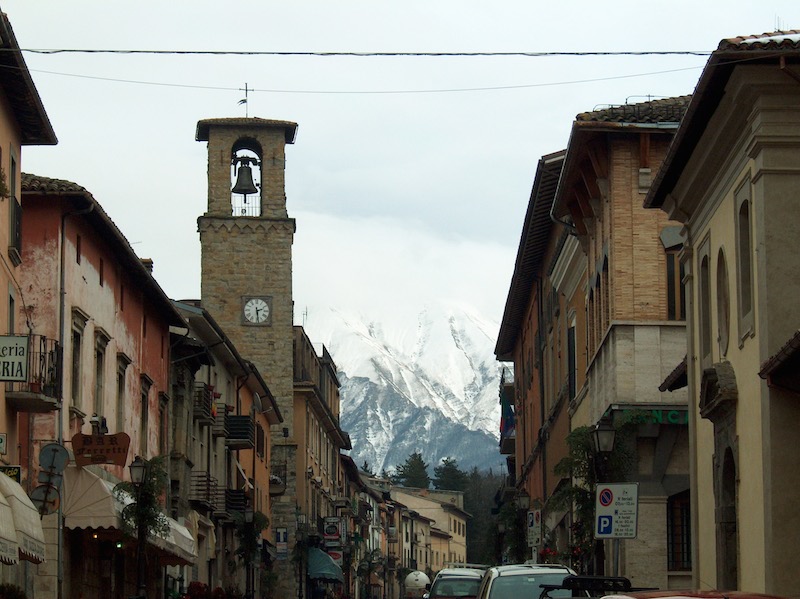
[0,473,46,563]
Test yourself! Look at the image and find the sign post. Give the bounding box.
[594,483,638,577]
[526,509,541,548]
[594,483,638,539]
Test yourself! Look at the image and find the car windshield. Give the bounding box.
[488,573,574,599]
[431,578,482,598]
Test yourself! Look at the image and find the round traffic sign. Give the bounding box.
[599,488,614,507]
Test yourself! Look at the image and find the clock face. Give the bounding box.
[243,297,271,325]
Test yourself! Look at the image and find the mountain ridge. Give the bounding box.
[301,301,504,473]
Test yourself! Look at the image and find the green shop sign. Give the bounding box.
[621,409,688,425]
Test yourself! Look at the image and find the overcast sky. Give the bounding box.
[6,1,799,340]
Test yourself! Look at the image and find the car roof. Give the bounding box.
[491,564,575,576]
[434,568,485,579]
[606,592,789,599]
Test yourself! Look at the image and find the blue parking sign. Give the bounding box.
[597,515,613,535]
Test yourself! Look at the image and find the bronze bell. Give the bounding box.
[232,163,258,195]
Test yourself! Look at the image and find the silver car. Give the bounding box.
[475,564,581,599]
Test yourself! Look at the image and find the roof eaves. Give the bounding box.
[645,32,800,210]
[22,173,185,327]
[495,151,565,360]
[0,13,57,145]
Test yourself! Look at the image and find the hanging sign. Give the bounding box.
[0,335,28,382]
[71,432,131,466]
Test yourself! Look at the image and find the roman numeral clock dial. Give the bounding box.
[242,296,272,325]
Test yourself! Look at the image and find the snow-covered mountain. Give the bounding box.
[301,301,504,473]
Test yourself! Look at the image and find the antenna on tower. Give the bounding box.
[238,83,250,117]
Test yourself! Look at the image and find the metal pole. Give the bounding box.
[613,539,620,577]
[136,484,147,599]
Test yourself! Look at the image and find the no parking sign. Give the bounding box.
[594,483,638,539]
[527,509,541,547]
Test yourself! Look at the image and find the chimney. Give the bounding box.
[140,258,154,273]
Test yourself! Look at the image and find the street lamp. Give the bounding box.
[590,416,617,576]
[592,416,616,455]
[129,456,150,599]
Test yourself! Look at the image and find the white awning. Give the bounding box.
[62,466,197,565]
[0,473,46,563]
[0,490,19,565]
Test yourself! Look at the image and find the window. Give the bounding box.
[735,179,754,340]
[567,317,576,400]
[94,331,109,417]
[667,490,691,571]
[159,393,168,456]
[666,249,686,320]
[716,250,730,356]
[698,239,712,369]
[76,235,81,264]
[256,423,265,458]
[140,376,152,454]
[116,353,131,434]
[8,294,14,334]
[71,309,89,410]
[99,258,104,286]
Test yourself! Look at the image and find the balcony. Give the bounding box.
[189,471,219,513]
[5,335,61,412]
[500,427,516,455]
[225,414,255,450]
[193,382,215,425]
[214,488,247,524]
[269,464,287,497]
[211,403,227,437]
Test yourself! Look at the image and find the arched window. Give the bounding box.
[699,239,712,368]
[716,249,730,356]
[735,179,754,340]
[230,138,263,216]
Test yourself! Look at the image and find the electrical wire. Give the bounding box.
[9,49,714,57]
[17,64,706,96]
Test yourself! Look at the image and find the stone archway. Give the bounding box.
[699,361,739,590]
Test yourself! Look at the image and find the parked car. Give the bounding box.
[426,568,486,599]
[475,564,582,599]
[536,575,791,599]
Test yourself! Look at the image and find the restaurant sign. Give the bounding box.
[0,335,28,382]
[71,432,131,466]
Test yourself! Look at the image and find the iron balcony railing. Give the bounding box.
[225,414,255,450]
[189,471,219,512]
[5,335,61,412]
[193,382,215,424]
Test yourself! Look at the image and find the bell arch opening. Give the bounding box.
[231,138,263,216]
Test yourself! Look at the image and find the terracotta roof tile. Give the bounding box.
[21,173,91,196]
[576,96,691,124]
[719,30,800,50]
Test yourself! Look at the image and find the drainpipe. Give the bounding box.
[57,200,94,599]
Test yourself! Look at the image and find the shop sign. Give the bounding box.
[324,516,341,544]
[276,527,288,560]
[0,466,21,482]
[0,335,28,382]
[72,432,131,466]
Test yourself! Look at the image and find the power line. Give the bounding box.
[10,48,714,58]
[20,64,705,96]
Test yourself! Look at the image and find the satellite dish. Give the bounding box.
[253,392,263,414]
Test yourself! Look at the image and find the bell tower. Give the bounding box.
[196,117,299,596]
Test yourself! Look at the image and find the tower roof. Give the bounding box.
[195,117,298,144]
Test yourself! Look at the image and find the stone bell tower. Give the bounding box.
[196,117,299,597]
